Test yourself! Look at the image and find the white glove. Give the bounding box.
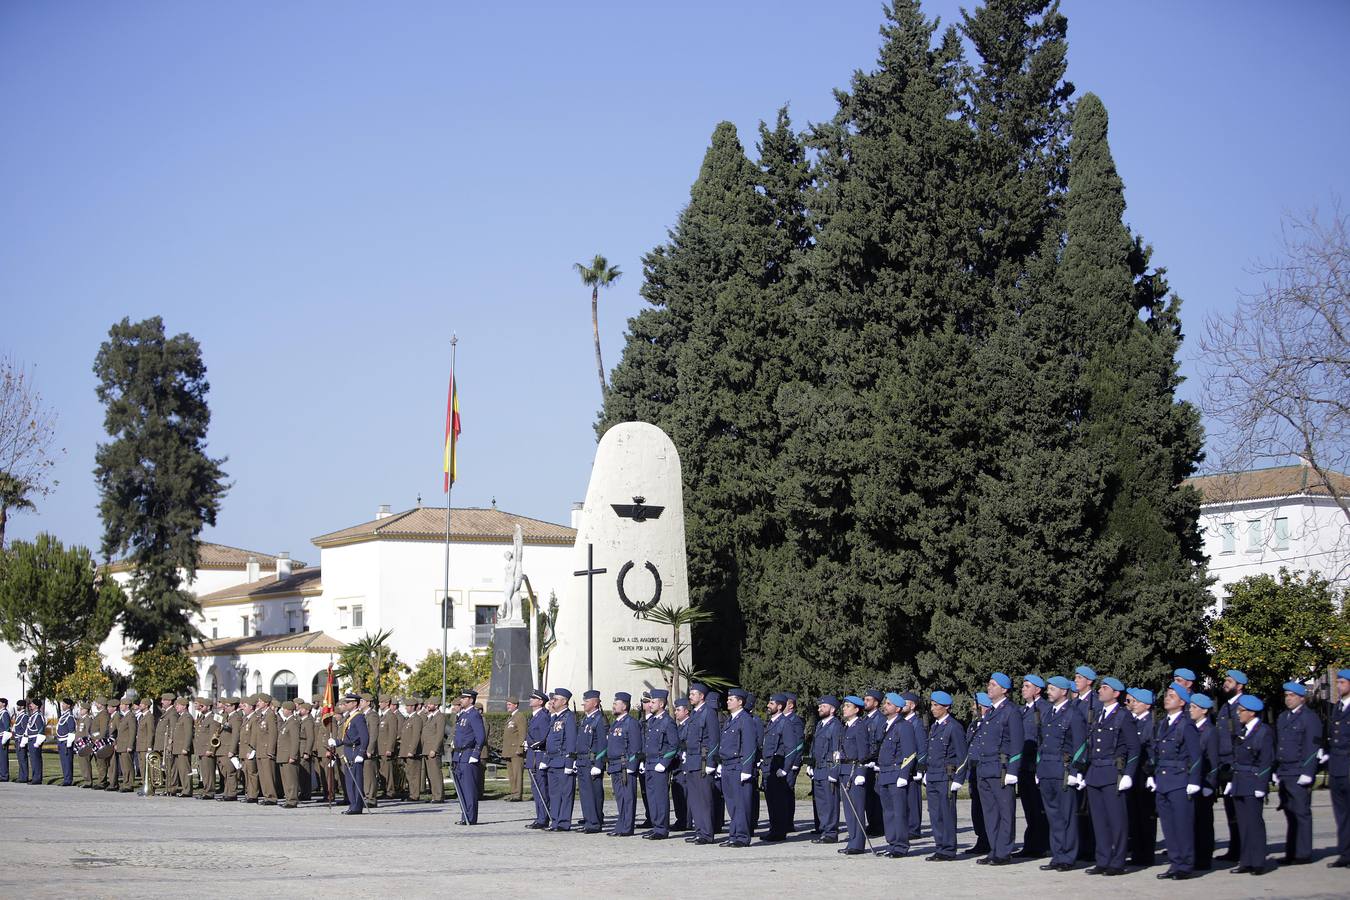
[1074,777,1086,791]
[639,762,646,773]
[716,764,723,775]
[64,734,75,746]
[896,776,908,787]
[1146,776,1156,791]
[1298,774,1313,786]
[1255,790,1265,798]
[590,766,601,776]
[564,767,575,775]
[949,781,961,793]
[1318,749,1330,764]
[326,738,337,747]
[0,731,9,743]
[1185,783,1200,796]
[655,763,666,773]
[866,762,879,771]
[1202,787,1214,797]
[853,774,865,786]
[1273,773,1280,785]
[704,766,715,775]
[1223,782,1233,796]
[248,750,256,760]
[354,755,363,763]
[922,773,929,785]
[538,762,547,770]
[231,758,242,771]
[19,736,28,748]
[806,766,814,777]
[1118,775,1133,792]
[775,768,786,777]
[1034,775,1039,785]
[740,772,751,783]
[34,735,45,747]
[1003,773,1018,786]
[827,776,837,783]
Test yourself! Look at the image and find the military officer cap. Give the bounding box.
[312,693,323,703]
[1101,676,1125,692]
[650,689,669,701]
[745,693,757,708]
[1023,674,1045,689]
[78,700,90,710]
[673,697,690,708]
[900,691,919,705]
[506,697,520,705]
[1173,667,1196,681]
[582,690,601,701]
[770,692,788,704]
[727,688,749,701]
[863,689,883,702]
[1283,681,1307,697]
[1074,665,1097,681]
[342,692,360,702]
[224,696,239,705]
[689,682,708,695]
[1189,693,1213,710]
[885,691,905,707]
[1225,669,1248,685]
[423,697,439,707]
[360,692,374,702]
[258,693,273,703]
[1168,683,1190,703]
[640,691,651,702]
[160,692,176,701]
[975,692,992,708]
[281,700,295,711]
[783,692,797,702]
[93,696,107,706]
[1338,669,1350,681]
[1237,694,1263,712]
[614,692,631,705]
[817,695,839,709]
[990,672,1012,690]
[460,690,477,701]
[529,689,547,703]
[550,688,572,700]
[1126,687,1153,704]
[1047,676,1073,691]
[413,694,427,702]
[930,690,953,706]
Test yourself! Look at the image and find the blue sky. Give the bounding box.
[3,1,1348,562]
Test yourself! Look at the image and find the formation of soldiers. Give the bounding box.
[0,688,487,817]
[4,666,1349,878]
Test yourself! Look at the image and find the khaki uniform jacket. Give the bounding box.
[114,710,137,752]
[421,711,446,757]
[194,712,221,756]
[171,712,194,756]
[255,708,278,759]
[277,714,301,763]
[90,709,111,742]
[240,711,256,758]
[216,710,242,757]
[297,713,313,757]
[135,710,156,753]
[376,710,399,757]
[364,709,377,755]
[399,712,422,757]
[503,710,527,757]
[154,707,176,752]
[75,713,91,741]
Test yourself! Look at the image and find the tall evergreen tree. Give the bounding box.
[94,316,229,651]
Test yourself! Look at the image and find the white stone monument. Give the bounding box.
[547,422,691,699]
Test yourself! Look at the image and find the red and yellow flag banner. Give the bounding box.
[443,373,461,492]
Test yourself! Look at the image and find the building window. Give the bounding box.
[311,671,328,700]
[1219,522,1236,555]
[210,619,218,639]
[1247,519,1264,552]
[1273,517,1290,551]
[208,672,219,700]
[271,670,298,702]
[241,615,250,637]
[302,608,311,632]
[338,606,349,630]
[286,607,300,634]
[473,605,497,649]
[352,605,364,629]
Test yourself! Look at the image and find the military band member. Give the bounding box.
[332,693,369,814]
[13,701,30,783]
[296,700,316,800]
[0,698,10,782]
[214,697,240,800]
[1017,676,1049,857]
[240,696,260,802]
[192,698,218,798]
[971,673,1023,866]
[671,698,691,831]
[1081,676,1138,875]
[153,692,176,794]
[89,697,112,789]
[21,698,44,784]
[255,692,279,804]
[1275,680,1321,865]
[1150,683,1201,880]
[576,690,608,832]
[1188,693,1219,870]
[1226,693,1273,875]
[1216,668,1248,861]
[1326,668,1350,869]
[875,691,917,858]
[56,699,76,786]
[923,691,966,861]
[1124,687,1157,867]
[1035,676,1085,872]
[418,697,446,806]
[276,700,301,808]
[501,697,526,801]
[112,696,136,791]
[807,695,842,845]
[75,701,93,787]
[374,696,398,800]
[134,698,154,787]
[543,687,577,831]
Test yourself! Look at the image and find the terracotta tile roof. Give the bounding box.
[311,507,576,548]
[198,568,323,606]
[187,630,346,656]
[1185,464,1350,505]
[104,541,307,574]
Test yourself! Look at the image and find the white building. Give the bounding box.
[1187,463,1350,609]
[0,506,577,705]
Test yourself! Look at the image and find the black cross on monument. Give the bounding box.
[573,543,608,692]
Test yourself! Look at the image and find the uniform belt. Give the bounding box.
[1232,764,1262,774]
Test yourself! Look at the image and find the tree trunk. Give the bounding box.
[0,505,6,550]
[591,285,606,396]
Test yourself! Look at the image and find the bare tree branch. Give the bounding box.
[0,356,62,546]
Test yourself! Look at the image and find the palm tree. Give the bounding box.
[573,254,622,397]
[0,473,35,550]
[627,602,731,698]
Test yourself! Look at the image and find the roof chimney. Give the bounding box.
[245,556,260,584]
[276,552,293,580]
[571,501,584,530]
[376,504,392,520]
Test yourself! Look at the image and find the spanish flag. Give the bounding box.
[443,372,461,492]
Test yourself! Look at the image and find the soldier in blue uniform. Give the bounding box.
[604,691,641,837]
[637,689,676,838]
[1226,693,1273,875]
[963,694,991,856]
[760,691,804,842]
[1275,680,1321,865]
[923,690,966,861]
[1081,676,1138,875]
[544,687,578,831]
[682,683,718,845]
[1071,664,1100,863]
[56,699,76,786]
[637,692,653,828]
[524,690,551,829]
[745,693,764,831]
[0,699,10,782]
[671,697,690,831]
[808,695,843,844]
[899,692,926,840]
[23,699,45,784]
[717,688,755,848]
[1215,668,1249,861]
[1036,676,1086,872]
[13,702,29,783]
[1150,683,1201,879]
[1123,687,1157,867]
[875,692,917,858]
[1328,669,1350,868]
[707,691,726,834]
[835,696,872,855]
[1172,668,1196,694]
[1187,693,1219,870]
[577,689,609,833]
[452,689,486,825]
[1016,675,1049,857]
[970,672,1023,865]
[861,689,886,837]
[332,692,369,814]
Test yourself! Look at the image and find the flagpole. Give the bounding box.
[442,335,457,708]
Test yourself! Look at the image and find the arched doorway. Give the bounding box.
[271,670,298,702]
[311,671,327,701]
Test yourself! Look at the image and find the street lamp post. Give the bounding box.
[17,660,27,701]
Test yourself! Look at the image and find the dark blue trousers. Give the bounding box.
[546,768,575,829]
[1019,771,1048,853]
[454,761,479,823]
[1040,778,1079,866]
[725,773,752,843]
[578,766,604,830]
[687,769,713,840]
[343,759,364,812]
[671,773,688,827]
[28,744,42,784]
[16,742,29,783]
[529,762,550,825]
[1193,792,1215,868]
[0,740,8,781]
[841,778,867,851]
[977,774,1016,859]
[1331,774,1350,863]
[643,768,668,835]
[1087,783,1127,869]
[927,780,958,855]
[1234,794,1267,869]
[1156,788,1194,873]
[907,779,924,837]
[611,769,637,834]
[880,780,910,854]
[813,778,839,839]
[59,743,73,785]
[764,771,794,837]
[1278,779,1313,860]
[864,769,883,835]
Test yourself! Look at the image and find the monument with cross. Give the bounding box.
[546,421,691,699]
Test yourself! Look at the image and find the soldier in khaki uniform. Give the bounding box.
[239,696,259,802]
[503,697,527,800]
[255,692,279,804]
[113,697,137,791]
[400,698,424,800]
[153,692,178,794]
[215,697,241,800]
[193,698,221,798]
[89,698,112,789]
[74,701,93,787]
[420,697,447,804]
[169,696,194,797]
[372,696,396,800]
[297,701,314,801]
[134,698,156,791]
[277,700,302,808]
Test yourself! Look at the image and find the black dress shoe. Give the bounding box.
[1229,865,1251,874]
[724,841,749,848]
[760,834,786,842]
[1103,868,1124,876]
[685,836,700,843]
[1249,866,1271,876]
[838,848,865,855]
[1084,866,1106,875]
[1055,863,1076,872]
[692,837,715,845]
[988,857,1012,866]
[1329,858,1350,868]
[810,836,837,844]
[1155,872,1175,880]
[641,833,664,840]
[1040,864,1061,871]
[976,856,993,865]
[339,809,362,815]
[926,853,955,862]
[1172,871,1197,880]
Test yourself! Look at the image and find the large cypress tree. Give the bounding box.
[94,316,229,651]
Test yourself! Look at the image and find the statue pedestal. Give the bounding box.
[487,623,533,712]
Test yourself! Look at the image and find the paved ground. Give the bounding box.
[0,781,1345,899]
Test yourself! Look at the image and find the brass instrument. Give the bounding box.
[209,734,221,749]
[143,750,166,793]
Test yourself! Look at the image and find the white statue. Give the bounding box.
[500,524,525,625]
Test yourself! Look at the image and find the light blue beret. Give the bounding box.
[990,672,1012,690]
[1101,676,1125,692]
[930,691,953,707]
[1023,674,1046,689]
[1189,693,1213,710]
